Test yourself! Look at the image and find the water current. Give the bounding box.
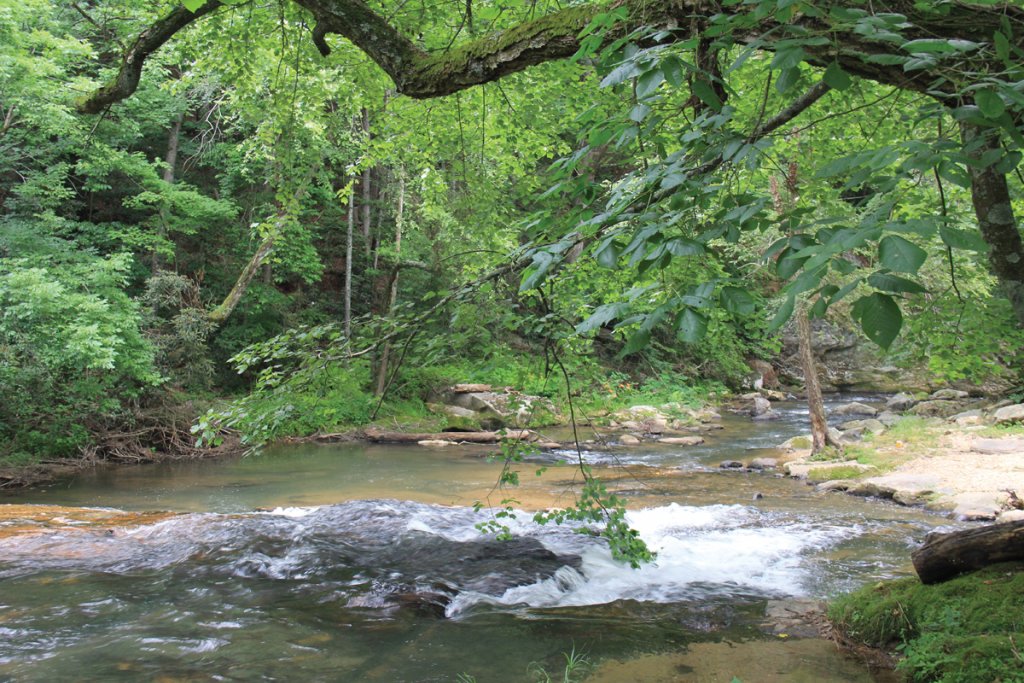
[0,398,961,681]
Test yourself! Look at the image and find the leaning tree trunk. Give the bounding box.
[797,303,838,455]
[154,111,184,271]
[961,123,1024,326]
[912,520,1024,584]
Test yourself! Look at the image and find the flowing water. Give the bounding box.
[0,399,961,681]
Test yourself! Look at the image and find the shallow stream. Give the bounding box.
[0,398,960,681]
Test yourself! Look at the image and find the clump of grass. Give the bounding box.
[976,423,1024,438]
[829,562,1024,682]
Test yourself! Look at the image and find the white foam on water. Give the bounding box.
[448,502,859,615]
[263,506,320,518]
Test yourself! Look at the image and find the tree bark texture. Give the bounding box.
[961,123,1024,326]
[78,0,1024,114]
[912,520,1024,584]
[375,170,404,396]
[344,183,354,340]
[797,306,836,454]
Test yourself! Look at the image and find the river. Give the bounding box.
[0,398,960,681]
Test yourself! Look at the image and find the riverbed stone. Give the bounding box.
[817,479,851,492]
[838,427,866,443]
[779,435,812,450]
[847,473,942,504]
[658,436,705,446]
[886,392,919,412]
[747,457,778,470]
[997,509,1024,523]
[719,460,744,469]
[909,399,967,418]
[994,404,1024,424]
[877,411,900,427]
[840,418,886,434]
[951,492,1003,521]
[971,437,1024,455]
[693,408,722,422]
[751,396,771,416]
[833,402,878,417]
[784,460,874,479]
[762,599,825,638]
[930,388,969,400]
[751,409,781,421]
[950,409,985,426]
[619,434,641,445]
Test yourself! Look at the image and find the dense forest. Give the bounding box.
[2,0,1024,467]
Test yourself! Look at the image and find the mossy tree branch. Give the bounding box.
[80,0,1024,111]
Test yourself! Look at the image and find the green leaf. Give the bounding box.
[901,39,958,54]
[822,62,852,90]
[595,239,623,268]
[851,293,903,349]
[676,308,708,343]
[994,31,1011,61]
[975,89,1005,119]
[619,328,651,356]
[878,235,927,274]
[720,286,756,316]
[691,80,722,111]
[768,295,795,331]
[181,0,206,11]
[939,225,987,252]
[867,272,927,294]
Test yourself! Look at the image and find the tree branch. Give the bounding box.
[77,1,222,114]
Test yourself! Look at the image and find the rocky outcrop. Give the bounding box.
[432,385,561,429]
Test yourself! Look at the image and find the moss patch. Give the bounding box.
[829,562,1024,682]
[807,465,866,481]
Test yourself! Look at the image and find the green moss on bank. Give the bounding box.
[829,562,1024,682]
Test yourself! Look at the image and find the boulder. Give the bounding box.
[833,402,878,417]
[886,392,918,412]
[428,404,478,419]
[997,509,1024,523]
[619,434,641,445]
[692,408,722,422]
[751,396,772,417]
[846,473,943,506]
[994,404,1024,424]
[751,409,781,421]
[951,492,1005,521]
[748,457,778,470]
[909,399,967,419]
[817,479,851,492]
[930,388,969,400]
[877,411,900,427]
[839,418,886,435]
[971,438,1024,455]
[658,436,705,446]
[838,427,865,443]
[779,435,812,450]
[719,460,744,469]
[950,409,985,426]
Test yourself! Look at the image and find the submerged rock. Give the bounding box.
[619,434,641,445]
[719,460,744,469]
[657,436,704,446]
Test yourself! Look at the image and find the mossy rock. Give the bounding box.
[829,562,1024,682]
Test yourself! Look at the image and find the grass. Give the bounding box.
[807,465,867,481]
[829,562,1024,682]
[975,423,1024,438]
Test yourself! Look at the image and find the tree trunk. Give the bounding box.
[961,123,1024,326]
[207,236,275,325]
[344,183,354,341]
[797,304,836,455]
[154,111,184,271]
[375,170,405,396]
[361,107,372,260]
[912,520,1024,584]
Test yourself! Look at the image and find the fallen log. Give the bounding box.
[363,428,533,444]
[911,520,1024,584]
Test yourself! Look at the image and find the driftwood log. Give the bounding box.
[911,520,1024,584]
[362,428,533,444]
